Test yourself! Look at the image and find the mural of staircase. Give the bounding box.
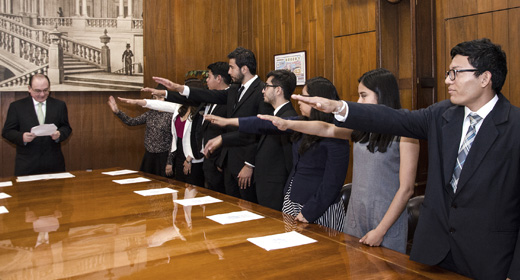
[62,55,142,91]
[63,55,105,75]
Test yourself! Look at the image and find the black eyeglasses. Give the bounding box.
[445,69,478,81]
[263,84,279,90]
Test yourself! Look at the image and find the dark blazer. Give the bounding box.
[240,116,350,222]
[186,79,273,175]
[338,94,520,280]
[249,102,297,210]
[2,96,72,176]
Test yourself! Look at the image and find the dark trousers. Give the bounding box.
[203,158,225,193]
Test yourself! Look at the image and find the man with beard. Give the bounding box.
[146,47,272,203]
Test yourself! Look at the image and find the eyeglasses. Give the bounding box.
[445,69,478,81]
[31,88,49,94]
[263,84,279,90]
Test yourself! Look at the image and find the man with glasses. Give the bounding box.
[2,74,72,176]
[292,38,519,279]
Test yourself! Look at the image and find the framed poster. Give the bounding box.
[274,51,306,86]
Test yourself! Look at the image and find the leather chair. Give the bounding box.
[406,195,424,242]
[341,183,352,212]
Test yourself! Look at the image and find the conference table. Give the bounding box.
[0,169,468,279]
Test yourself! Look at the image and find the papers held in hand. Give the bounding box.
[31,124,57,136]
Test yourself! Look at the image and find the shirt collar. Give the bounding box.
[241,75,258,92]
[273,101,290,116]
[464,94,498,120]
[32,98,47,106]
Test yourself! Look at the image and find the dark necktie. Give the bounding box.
[234,86,244,109]
[450,113,482,193]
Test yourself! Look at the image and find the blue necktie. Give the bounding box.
[450,113,482,193]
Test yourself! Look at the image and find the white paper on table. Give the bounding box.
[134,187,178,196]
[0,192,11,199]
[0,206,8,214]
[102,169,138,176]
[173,196,223,206]
[16,172,75,182]
[31,124,57,136]
[113,177,151,184]
[247,231,318,251]
[207,210,265,225]
[0,181,13,187]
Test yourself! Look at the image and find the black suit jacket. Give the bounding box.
[2,96,72,176]
[338,94,520,280]
[186,79,273,175]
[251,102,297,209]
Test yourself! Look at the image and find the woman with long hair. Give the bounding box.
[259,68,419,253]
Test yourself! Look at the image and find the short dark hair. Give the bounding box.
[450,38,507,93]
[29,74,50,87]
[207,61,231,85]
[266,69,297,100]
[227,47,257,75]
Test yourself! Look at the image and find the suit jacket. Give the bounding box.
[2,96,72,176]
[338,94,520,280]
[185,79,273,175]
[196,103,227,166]
[251,102,297,210]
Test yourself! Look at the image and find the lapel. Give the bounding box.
[25,96,42,126]
[455,95,508,195]
[232,78,260,115]
[44,97,55,124]
[441,105,464,193]
[257,102,292,149]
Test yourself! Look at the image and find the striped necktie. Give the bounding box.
[450,113,482,193]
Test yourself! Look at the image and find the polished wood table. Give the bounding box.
[0,169,468,279]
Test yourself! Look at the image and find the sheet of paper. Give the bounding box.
[173,196,223,206]
[16,172,75,182]
[207,210,265,225]
[247,231,318,251]
[0,181,13,187]
[113,177,151,184]
[0,206,8,214]
[134,187,178,196]
[102,169,138,176]
[0,192,11,199]
[31,123,57,136]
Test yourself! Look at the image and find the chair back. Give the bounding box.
[341,183,352,212]
[406,195,424,241]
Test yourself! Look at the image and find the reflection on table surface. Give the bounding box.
[0,169,468,279]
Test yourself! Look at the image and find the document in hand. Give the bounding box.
[31,124,58,136]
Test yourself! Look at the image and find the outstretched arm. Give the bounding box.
[204,114,239,127]
[117,97,147,107]
[359,137,419,248]
[257,115,351,140]
[291,94,346,116]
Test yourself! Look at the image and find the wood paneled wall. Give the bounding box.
[0,91,146,178]
[143,0,239,87]
[436,1,520,106]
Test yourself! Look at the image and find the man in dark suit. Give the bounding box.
[239,69,297,210]
[2,74,72,176]
[198,62,230,193]
[293,38,519,280]
[149,47,272,203]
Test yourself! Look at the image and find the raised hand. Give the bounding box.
[257,114,290,131]
[291,94,344,114]
[107,96,119,113]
